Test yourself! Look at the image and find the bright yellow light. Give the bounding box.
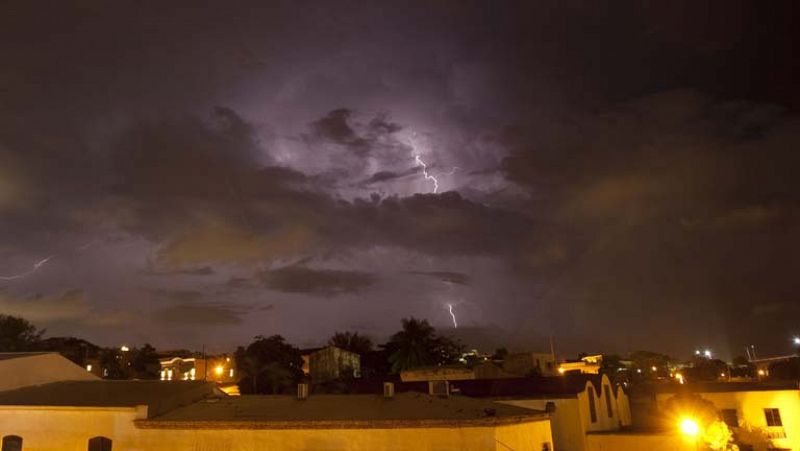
[757,369,765,376]
[557,368,565,375]
[720,372,725,377]
[651,366,657,371]
[215,365,224,376]
[679,418,700,437]
[120,345,130,352]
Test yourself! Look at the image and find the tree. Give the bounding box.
[235,335,303,394]
[131,344,160,379]
[328,331,373,355]
[99,348,127,379]
[0,315,44,351]
[386,317,463,373]
[686,357,729,381]
[39,336,101,366]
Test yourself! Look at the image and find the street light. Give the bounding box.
[679,418,700,437]
[793,337,800,346]
[703,349,712,359]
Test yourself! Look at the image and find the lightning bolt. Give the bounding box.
[0,256,54,281]
[415,154,439,194]
[447,303,458,328]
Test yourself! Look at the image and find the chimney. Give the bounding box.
[383,382,395,398]
[297,383,309,400]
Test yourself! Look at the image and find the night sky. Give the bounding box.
[1,1,798,359]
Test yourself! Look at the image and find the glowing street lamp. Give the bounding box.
[703,349,712,359]
[215,365,224,376]
[679,418,700,437]
[793,336,800,346]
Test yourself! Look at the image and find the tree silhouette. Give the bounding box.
[0,315,44,351]
[387,317,462,373]
[328,331,373,355]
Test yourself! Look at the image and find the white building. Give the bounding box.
[451,373,631,451]
[0,352,554,450]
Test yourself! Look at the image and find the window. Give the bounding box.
[542,443,551,451]
[2,436,22,451]
[603,385,614,418]
[587,387,597,423]
[764,408,782,427]
[88,436,112,451]
[721,409,739,428]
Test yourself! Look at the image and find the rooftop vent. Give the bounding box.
[383,382,395,398]
[297,383,309,400]
[428,380,449,397]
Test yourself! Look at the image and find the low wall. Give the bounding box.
[586,432,695,451]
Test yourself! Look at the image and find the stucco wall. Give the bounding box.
[500,398,583,451]
[0,407,550,451]
[656,389,800,451]
[585,432,694,451]
[497,375,627,451]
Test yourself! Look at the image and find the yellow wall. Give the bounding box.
[498,375,627,451]
[0,406,551,451]
[501,398,584,451]
[656,389,800,451]
[585,432,694,451]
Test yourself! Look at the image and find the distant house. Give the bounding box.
[401,362,514,382]
[0,356,554,451]
[451,373,631,451]
[503,352,559,376]
[158,355,236,384]
[0,352,97,392]
[301,346,360,383]
[558,355,603,375]
[653,381,800,451]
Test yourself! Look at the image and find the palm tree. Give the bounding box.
[387,318,439,373]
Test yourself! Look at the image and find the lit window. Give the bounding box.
[229,368,234,378]
[88,436,112,451]
[167,369,173,381]
[190,368,196,380]
[587,387,597,423]
[764,408,783,427]
[160,370,165,381]
[2,436,23,451]
[86,364,92,372]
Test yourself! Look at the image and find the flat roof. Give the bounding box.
[450,374,604,399]
[655,381,800,394]
[138,392,548,429]
[0,380,216,417]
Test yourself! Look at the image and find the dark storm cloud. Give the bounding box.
[154,302,273,326]
[147,289,204,303]
[141,266,215,277]
[258,266,376,296]
[408,271,471,286]
[1,0,797,355]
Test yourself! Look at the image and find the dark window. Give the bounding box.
[2,436,22,451]
[88,436,112,451]
[764,408,782,427]
[587,387,597,423]
[721,409,739,427]
[603,385,614,418]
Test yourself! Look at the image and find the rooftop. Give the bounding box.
[654,381,800,394]
[138,392,547,429]
[0,380,217,417]
[0,352,52,361]
[450,374,605,399]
